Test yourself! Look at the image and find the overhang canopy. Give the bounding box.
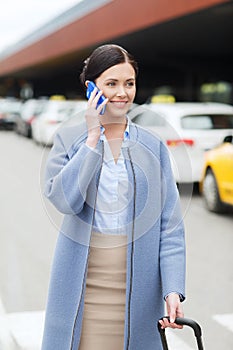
[0,0,232,79]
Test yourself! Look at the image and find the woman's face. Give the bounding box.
[95,62,136,118]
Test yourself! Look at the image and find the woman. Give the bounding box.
[41,44,186,350]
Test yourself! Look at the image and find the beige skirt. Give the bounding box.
[78,232,127,350]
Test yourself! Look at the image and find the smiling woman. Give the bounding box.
[41,44,186,350]
[95,63,136,117]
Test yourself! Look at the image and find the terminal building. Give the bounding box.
[0,0,232,103]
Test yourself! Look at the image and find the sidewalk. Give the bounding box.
[0,308,44,350]
[0,309,194,350]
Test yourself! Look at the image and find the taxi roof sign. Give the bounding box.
[151,95,175,103]
[49,95,66,100]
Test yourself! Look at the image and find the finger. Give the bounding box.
[168,317,183,329]
[173,323,183,329]
[161,317,182,330]
[169,309,176,324]
[93,89,103,104]
[96,97,108,113]
[87,87,98,105]
[158,320,164,329]
[90,86,98,97]
[162,317,171,328]
[159,319,169,329]
[89,90,104,112]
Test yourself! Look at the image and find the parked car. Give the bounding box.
[0,98,22,130]
[199,135,233,213]
[31,99,87,146]
[129,102,233,183]
[14,98,48,137]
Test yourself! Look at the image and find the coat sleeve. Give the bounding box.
[44,132,102,214]
[159,142,186,301]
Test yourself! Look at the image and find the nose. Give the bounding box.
[116,85,127,97]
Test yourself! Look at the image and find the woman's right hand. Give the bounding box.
[85,87,108,148]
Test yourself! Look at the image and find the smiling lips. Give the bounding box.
[110,101,128,108]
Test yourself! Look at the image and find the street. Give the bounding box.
[0,130,233,349]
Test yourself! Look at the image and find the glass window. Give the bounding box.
[181,114,233,130]
[133,110,166,127]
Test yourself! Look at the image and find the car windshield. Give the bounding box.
[46,101,68,112]
[181,114,233,130]
[0,101,21,113]
[132,110,166,127]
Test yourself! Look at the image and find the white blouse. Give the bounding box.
[93,121,130,234]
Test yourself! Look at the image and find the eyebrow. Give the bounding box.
[105,78,135,82]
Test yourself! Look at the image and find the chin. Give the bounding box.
[107,104,131,117]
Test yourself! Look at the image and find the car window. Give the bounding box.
[57,108,69,115]
[46,101,66,112]
[132,110,166,127]
[181,114,233,130]
[1,101,21,113]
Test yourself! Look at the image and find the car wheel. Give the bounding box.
[203,169,225,213]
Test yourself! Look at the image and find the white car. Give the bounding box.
[15,98,48,137]
[129,102,233,183]
[0,98,22,130]
[31,100,87,146]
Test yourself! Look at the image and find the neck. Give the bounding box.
[100,116,127,141]
[100,116,127,131]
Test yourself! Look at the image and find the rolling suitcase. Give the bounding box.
[157,317,204,350]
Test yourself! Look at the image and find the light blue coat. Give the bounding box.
[41,121,186,350]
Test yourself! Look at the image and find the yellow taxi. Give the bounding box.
[200,135,233,212]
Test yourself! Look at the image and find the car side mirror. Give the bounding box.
[223,135,233,143]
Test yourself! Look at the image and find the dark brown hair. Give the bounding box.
[80,44,138,88]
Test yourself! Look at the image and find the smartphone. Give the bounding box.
[86,81,106,115]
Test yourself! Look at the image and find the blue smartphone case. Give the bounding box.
[86,81,106,115]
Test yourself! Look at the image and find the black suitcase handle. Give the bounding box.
[157,317,204,350]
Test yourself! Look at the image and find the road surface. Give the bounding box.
[0,131,232,349]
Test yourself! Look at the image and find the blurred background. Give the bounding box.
[0,0,233,349]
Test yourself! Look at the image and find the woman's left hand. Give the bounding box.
[159,293,184,329]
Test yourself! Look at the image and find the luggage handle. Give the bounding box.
[157,317,204,350]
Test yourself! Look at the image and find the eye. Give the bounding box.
[106,81,116,87]
[126,81,135,87]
